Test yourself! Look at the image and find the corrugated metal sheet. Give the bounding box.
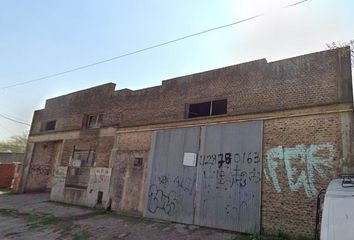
[195,121,262,233]
[144,127,200,224]
[144,121,262,233]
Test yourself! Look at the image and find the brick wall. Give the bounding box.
[60,136,114,168]
[0,164,15,188]
[20,47,354,238]
[29,47,352,136]
[262,111,353,237]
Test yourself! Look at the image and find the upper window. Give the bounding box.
[45,120,56,131]
[84,114,103,129]
[187,99,227,118]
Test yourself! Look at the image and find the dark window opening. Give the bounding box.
[134,158,143,167]
[45,120,56,131]
[211,99,227,115]
[84,113,103,129]
[187,99,227,118]
[188,102,211,118]
[97,191,103,205]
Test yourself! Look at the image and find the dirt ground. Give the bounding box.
[0,193,242,240]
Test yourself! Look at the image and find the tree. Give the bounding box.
[326,40,354,68]
[0,132,28,153]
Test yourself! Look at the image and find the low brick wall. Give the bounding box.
[0,164,16,188]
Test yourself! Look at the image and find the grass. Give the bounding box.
[0,188,12,195]
[0,207,85,238]
[26,215,60,229]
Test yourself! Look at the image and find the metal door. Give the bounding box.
[144,127,200,224]
[144,121,262,233]
[195,121,262,233]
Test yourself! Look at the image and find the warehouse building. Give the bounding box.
[18,47,353,238]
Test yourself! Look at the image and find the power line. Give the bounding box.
[0,112,28,123]
[0,113,31,126]
[0,0,309,90]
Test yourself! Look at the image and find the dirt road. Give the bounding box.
[0,193,240,240]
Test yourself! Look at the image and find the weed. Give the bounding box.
[26,215,60,229]
[0,188,12,195]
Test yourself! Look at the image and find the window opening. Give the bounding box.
[45,120,56,131]
[85,113,103,129]
[187,99,227,118]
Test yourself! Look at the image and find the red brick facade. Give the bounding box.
[0,164,15,188]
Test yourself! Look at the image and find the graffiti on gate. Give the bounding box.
[147,151,261,217]
[265,143,334,197]
[173,175,196,196]
[148,173,196,216]
[147,184,178,216]
[199,151,261,191]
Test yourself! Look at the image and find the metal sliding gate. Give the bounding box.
[144,121,262,233]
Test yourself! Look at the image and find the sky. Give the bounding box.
[0,0,353,141]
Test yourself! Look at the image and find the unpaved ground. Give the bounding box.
[0,193,241,240]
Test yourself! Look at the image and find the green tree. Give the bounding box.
[0,132,28,153]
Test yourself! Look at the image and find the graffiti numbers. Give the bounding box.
[200,152,260,168]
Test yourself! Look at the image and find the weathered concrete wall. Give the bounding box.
[50,166,68,201]
[50,166,112,208]
[24,141,62,192]
[0,164,16,188]
[110,131,152,214]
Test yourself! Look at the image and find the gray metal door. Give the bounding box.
[195,121,262,233]
[144,121,262,233]
[144,127,200,224]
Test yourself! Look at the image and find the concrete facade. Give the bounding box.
[19,47,353,238]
